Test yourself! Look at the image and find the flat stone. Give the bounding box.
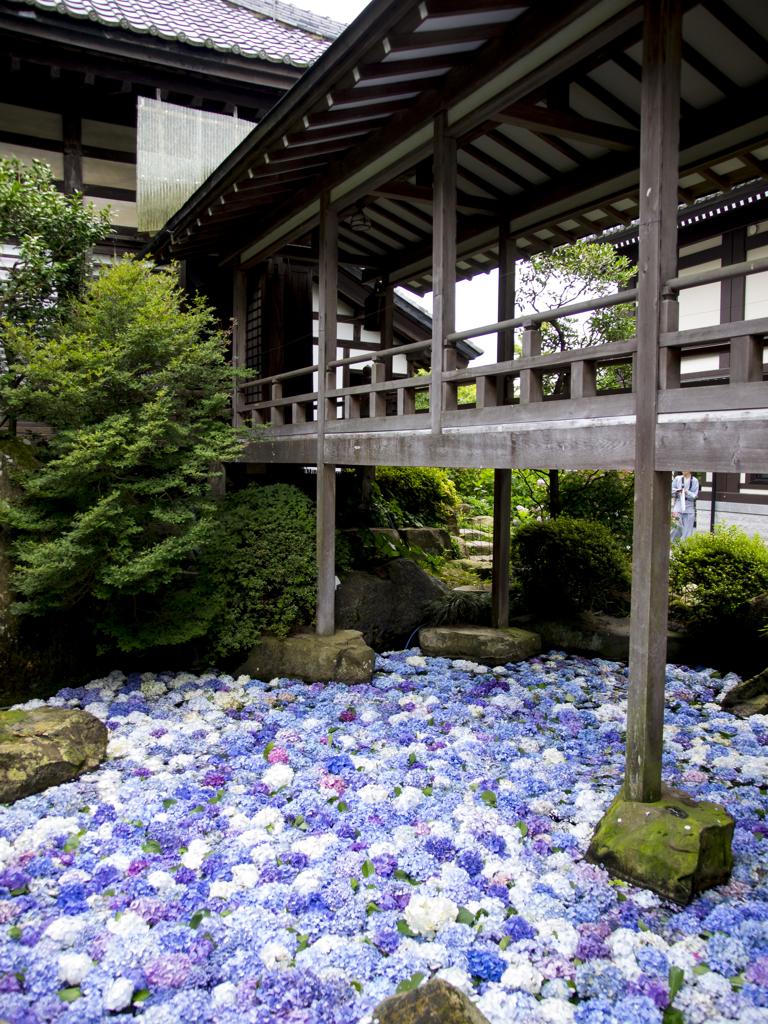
[510,612,690,664]
[453,585,492,593]
[236,630,375,685]
[370,978,491,1024]
[465,540,492,556]
[418,624,540,665]
[400,527,453,558]
[459,529,492,541]
[0,708,108,804]
[457,558,493,580]
[466,516,494,529]
[586,784,734,906]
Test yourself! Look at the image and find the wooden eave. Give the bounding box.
[141,0,768,293]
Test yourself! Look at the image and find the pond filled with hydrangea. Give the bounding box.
[2,650,768,1024]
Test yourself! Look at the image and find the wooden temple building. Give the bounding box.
[142,0,768,806]
[0,0,343,248]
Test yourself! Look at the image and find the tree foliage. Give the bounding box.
[0,158,110,424]
[0,259,248,646]
[516,239,636,392]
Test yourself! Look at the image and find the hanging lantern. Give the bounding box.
[349,210,372,233]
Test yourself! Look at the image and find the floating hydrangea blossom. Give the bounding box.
[0,656,766,1023]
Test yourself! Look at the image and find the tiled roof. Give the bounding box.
[8,0,342,66]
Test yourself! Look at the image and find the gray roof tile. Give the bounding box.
[8,0,342,66]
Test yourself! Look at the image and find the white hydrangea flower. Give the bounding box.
[44,916,87,948]
[262,764,294,790]
[252,807,285,833]
[212,981,238,1007]
[292,869,324,894]
[404,894,458,937]
[231,864,259,888]
[147,870,175,893]
[141,679,167,700]
[358,784,389,803]
[541,748,565,765]
[500,962,544,994]
[181,838,210,870]
[106,911,150,937]
[209,880,238,900]
[103,977,135,1012]
[58,952,93,985]
[291,834,337,860]
[393,786,424,811]
[260,941,292,969]
[406,656,427,667]
[435,966,474,997]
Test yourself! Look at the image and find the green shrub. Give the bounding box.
[510,517,631,613]
[669,524,768,630]
[201,483,352,657]
[375,466,458,527]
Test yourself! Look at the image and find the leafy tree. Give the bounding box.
[0,259,250,649]
[516,239,636,393]
[0,158,110,431]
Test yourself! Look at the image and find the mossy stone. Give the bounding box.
[586,784,734,905]
[370,979,491,1024]
[0,707,108,804]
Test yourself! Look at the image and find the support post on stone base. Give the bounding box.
[491,220,515,629]
[586,0,735,906]
[316,191,337,638]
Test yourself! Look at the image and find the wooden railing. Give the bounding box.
[234,257,768,435]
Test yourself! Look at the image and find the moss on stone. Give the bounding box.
[586,784,734,905]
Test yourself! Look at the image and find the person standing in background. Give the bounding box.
[671,470,699,543]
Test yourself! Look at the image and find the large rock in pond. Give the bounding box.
[370,978,491,1024]
[335,558,449,651]
[419,624,540,665]
[0,707,107,803]
[236,629,375,684]
[721,666,768,717]
[587,784,734,906]
[400,527,453,558]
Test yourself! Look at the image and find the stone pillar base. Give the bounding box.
[586,784,734,905]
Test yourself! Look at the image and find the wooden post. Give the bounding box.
[492,221,515,630]
[316,192,337,637]
[497,222,516,403]
[519,322,543,404]
[625,0,681,805]
[570,359,596,399]
[381,284,395,382]
[431,112,456,435]
[63,112,83,195]
[232,267,247,428]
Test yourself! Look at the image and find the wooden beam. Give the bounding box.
[625,0,681,806]
[316,193,338,637]
[386,22,511,51]
[701,0,768,67]
[490,103,640,151]
[432,112,456,436]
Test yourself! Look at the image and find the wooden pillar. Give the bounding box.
[492,220,515,629]
[431,112,456,435]
[381,283,395,382]
[316,192,337,637]
[63,112,83,196]
[232,266,247,428]
[625,0,681,804]
[497,221,516,402]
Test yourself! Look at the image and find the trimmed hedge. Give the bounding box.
[511,517,631,613]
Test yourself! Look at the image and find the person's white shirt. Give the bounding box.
[672,473,699,514]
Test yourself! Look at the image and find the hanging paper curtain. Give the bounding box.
[136,97,253,234]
